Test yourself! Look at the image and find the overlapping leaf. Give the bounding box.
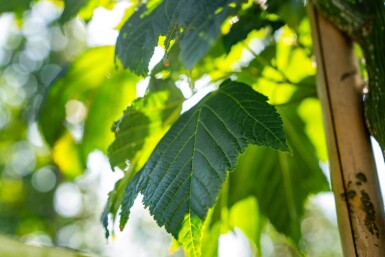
[228,103,329,243]
[115,0,247,75]
[39,46,139,175]
[118,80,288,256]
[102,79,184,237]
[108,79,184,170]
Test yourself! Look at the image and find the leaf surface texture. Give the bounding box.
[119,80,288,256]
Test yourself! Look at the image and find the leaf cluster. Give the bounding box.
[2,0,331,256]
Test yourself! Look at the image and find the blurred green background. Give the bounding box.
[0,1,347,256]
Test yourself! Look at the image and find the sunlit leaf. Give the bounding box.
[102,79,184,237]
[266,0,306,30]
[108,79,184,171]
[229,103,329,243]
[116,0,247,75]
[81,73,138,160]
[118,80,288,256]
[229,197,262,253]
[52,133,84,179]
[39,47,116,146]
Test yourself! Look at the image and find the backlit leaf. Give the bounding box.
[81,72,138,160]
[118,80,288,256]
[228,103,329,243]
[115,0,247,75]
[39,47,116,146]
[102,79,184,237]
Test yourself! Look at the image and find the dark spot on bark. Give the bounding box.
[340,70,357,81]
[360,190,379,238]
[356,181,362,186]
[347,190,356,199]
[356,172,367,182]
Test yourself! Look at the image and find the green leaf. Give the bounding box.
[81,72,138,160]
[222,3,284,53]
[39,46,116,146]
[118,80,288,256]
[116,0,246,75]
[266,0,306,30]
[103,79,184,237]
[60,0,88,23]
[228,103,329,243]
[0,0,33,15]
[229,197,262,253]
[108,79,184,170]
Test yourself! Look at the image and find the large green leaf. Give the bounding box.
[102,79,184,237]
[115,0,246,75]
[118,80,288,256]
[228,103,329,243]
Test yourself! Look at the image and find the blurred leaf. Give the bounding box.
[223,4,284,53]
[39,46,115,146]
[60,0,116,23]
[229,103,329,243]
[60,0,88,23]
[117,80,288,256]
[0,0,33,15]
[52,133,84,179]
[0,179,24,204]
[275,26,314,82]
[266,0,306,30]
[201,221,221,257]
[116,0,247,75]
[297,98,328,161]
[81,72,138,160]
[39,46,140,177]
[229,197,262,253]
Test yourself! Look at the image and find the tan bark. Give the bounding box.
[308,4,385,257]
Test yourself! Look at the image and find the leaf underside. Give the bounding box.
[119,80,288,256]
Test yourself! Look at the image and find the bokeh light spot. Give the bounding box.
[54,182,82,217]
[32,166,57,192]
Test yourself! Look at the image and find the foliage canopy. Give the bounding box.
[0,0,358,256]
